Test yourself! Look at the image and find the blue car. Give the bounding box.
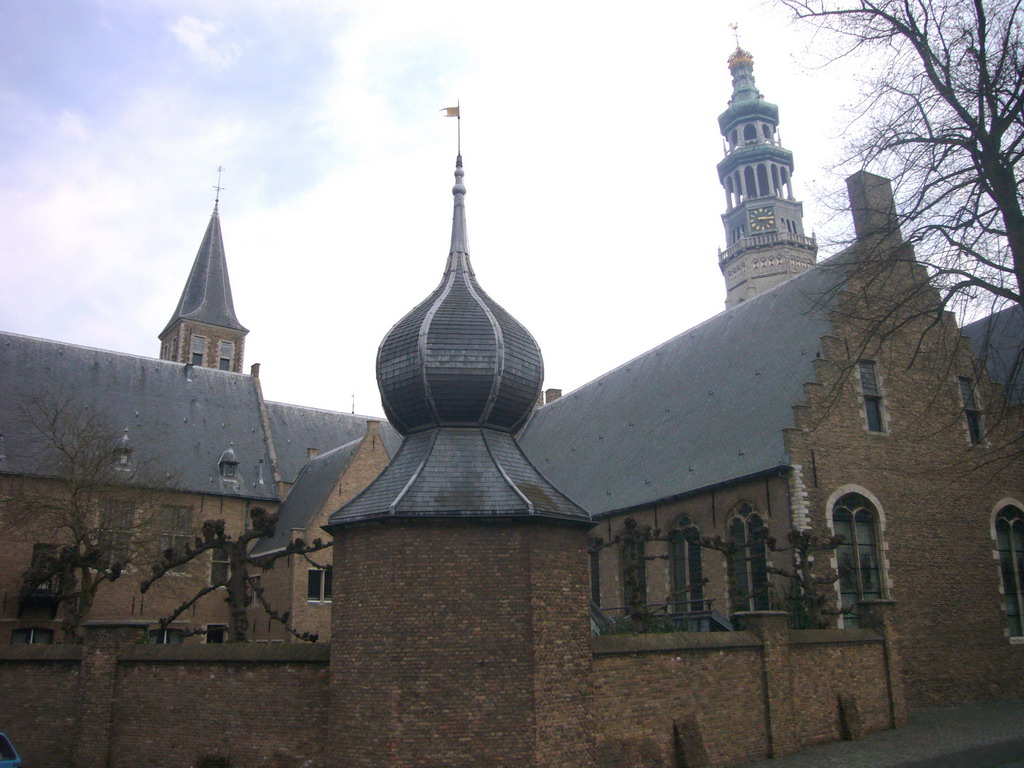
[0,733,20,768]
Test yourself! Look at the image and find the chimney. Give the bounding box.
[250,362,261,378]
[846,171,903,246]
[544,388,562,404]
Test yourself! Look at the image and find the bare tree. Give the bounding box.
[779,0,1024,318]
[0,391,165,643]
[140,507,328,642]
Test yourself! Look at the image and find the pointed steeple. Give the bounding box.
[159,202,248,372]
[161,202,247,336]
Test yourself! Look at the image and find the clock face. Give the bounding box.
[748,206,775,232]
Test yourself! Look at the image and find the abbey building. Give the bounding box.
[0,47,1022,768]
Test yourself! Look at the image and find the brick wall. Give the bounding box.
[591,616,900,767]
[0,606,902,767]
[783,257,1024,706]
[327,518,595,768]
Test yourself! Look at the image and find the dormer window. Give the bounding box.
[218,444,239,480]
[113,429,132,470]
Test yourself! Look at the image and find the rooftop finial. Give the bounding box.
[213,165,225,209]
[442,103,461,156]
[449,153,469,261]
[729,21,740,47]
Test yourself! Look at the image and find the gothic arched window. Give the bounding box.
[995,505,1024,637]
[670,517,703,613]
[729,503,769,611]
[832,493,884,626]
[620,520,648,612]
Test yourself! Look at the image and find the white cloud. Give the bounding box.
[170,15,241,70]
[57,110,88,138]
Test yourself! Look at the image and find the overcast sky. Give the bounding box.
[0,0,861,418]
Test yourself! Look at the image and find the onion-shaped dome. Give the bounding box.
[376,156,543,436]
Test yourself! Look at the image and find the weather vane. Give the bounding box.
[729,22,741,47]
[213,165,225,204]
[441,102,461,155]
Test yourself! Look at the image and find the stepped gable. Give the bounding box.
[329,156,590,526]
[519,259,852,516]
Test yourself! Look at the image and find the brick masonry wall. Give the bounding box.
[108,646,329,768]
[783,258,1024,707]
[328,518,595,768]
[591,628,895,767]
[0,647,81,767]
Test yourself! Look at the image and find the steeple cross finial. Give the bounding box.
[729,22,741,48]
[213,165,225,204]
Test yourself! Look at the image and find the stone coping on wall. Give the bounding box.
[593,631,761,655]
[0,645,83,661]
[592,627,884,656]
[121,643,330,663]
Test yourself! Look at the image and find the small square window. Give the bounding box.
[307,567,332,602]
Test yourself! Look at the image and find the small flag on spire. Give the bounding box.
[441,106,460,117]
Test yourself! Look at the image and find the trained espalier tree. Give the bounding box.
[140,507,329,642]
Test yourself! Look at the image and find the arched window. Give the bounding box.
[670,517,703,613]
[995,506,1024,637]
[620,520,647,612]
[743,123,756,142]
[756,164,770,197]
[729,503,769,611]
[762,124,772,140]
[744,167,757,202]
[832,493,884,626]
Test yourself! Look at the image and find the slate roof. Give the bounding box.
[519,259,846,517]
[376,156,543,435]
[0,331,275,500]
[265,402,401,483]
[962,304,1024,405]
[161,204,247,335]
[328,427,589,525]
[0,331,399,500]
[329,156,589,528]
[251,438,362,555]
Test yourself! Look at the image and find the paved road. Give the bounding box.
[741,699,1024,768]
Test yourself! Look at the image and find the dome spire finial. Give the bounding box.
[447,154,470,269]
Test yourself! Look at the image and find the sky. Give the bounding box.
[0,0,862,418]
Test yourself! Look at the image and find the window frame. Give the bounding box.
[98,500,134,568]
[12,627,55,644]
[857,360,887,434]
[832,493,885,627]
[958,375,984,446]
[995,505,1024,639]
[728,503,770,612]
[306,566,333,603]
[670,517,704,613]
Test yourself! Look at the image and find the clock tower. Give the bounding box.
[716,47,817,308]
